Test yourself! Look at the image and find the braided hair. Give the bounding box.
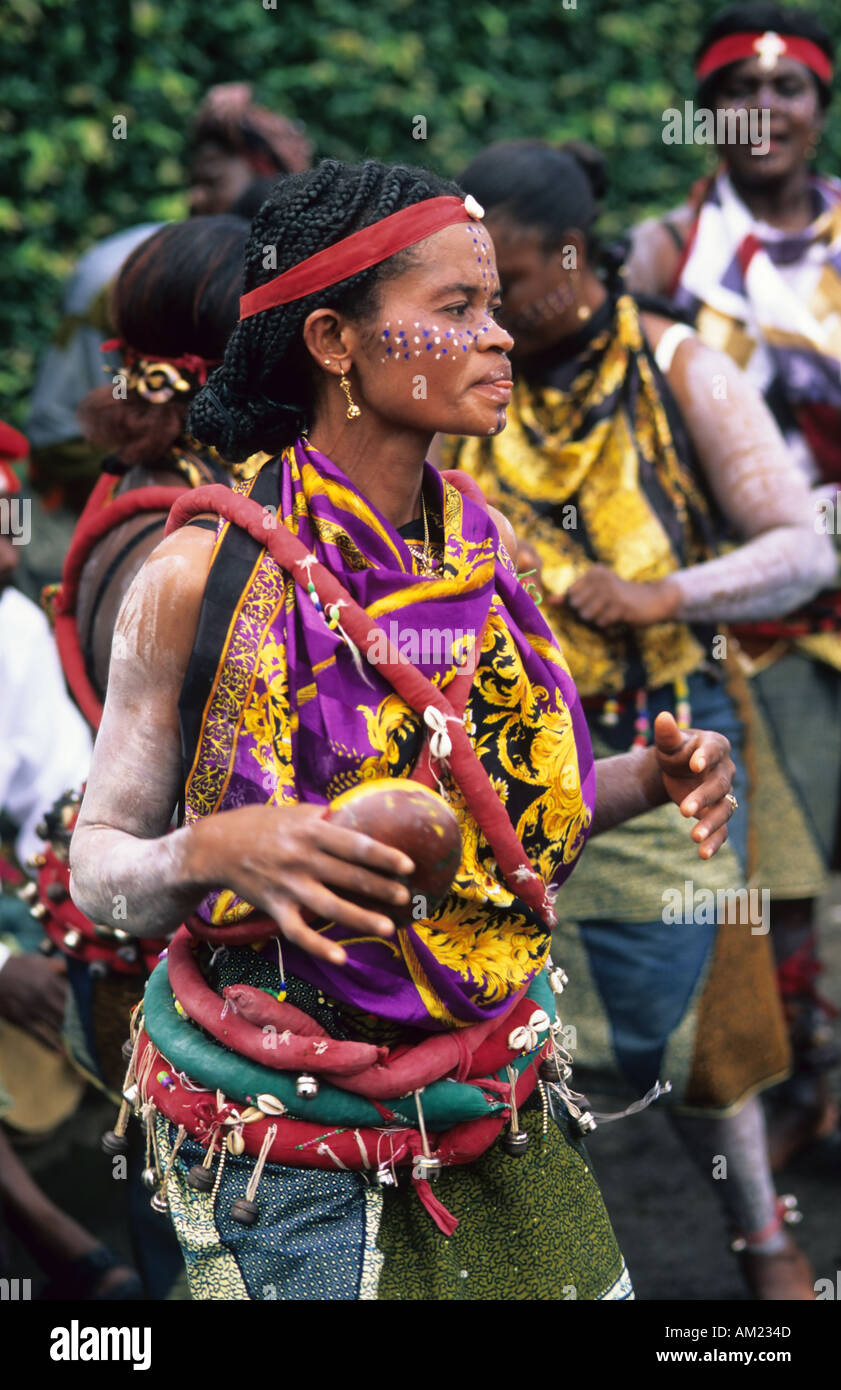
[188,160,462,460]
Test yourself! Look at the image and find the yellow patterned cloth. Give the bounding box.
[177,438,596,1030]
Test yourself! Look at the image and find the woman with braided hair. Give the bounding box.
[70,159,737,1301]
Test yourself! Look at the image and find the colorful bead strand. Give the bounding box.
[632,688,650,747]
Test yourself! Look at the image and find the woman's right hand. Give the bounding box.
[192,803,415,966]
[71,528,414,955]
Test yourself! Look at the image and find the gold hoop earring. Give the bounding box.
[339,371,361,420]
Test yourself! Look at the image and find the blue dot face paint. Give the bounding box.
[467,224,493,290]
[380,319,486,364]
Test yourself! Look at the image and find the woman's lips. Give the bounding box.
[471,380,512,402]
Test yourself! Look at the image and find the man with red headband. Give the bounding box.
[629,3,841,1177]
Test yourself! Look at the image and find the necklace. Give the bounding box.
[406,492,435,576]
[421,492,431,574]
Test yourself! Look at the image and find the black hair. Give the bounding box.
[79,216,250,466]
[697,3,834,108]
[189,159,462,460]
[111,216,249,361]
[458,139,605,254]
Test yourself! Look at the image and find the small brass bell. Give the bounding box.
[17,881,38,903]
[296,1073,318,1100]
[63,928,83,951]
[28,902,47,921]
[501,1128,530,1157]
[230,1197,259,1225]
[374,1168,397,1188]
[187,1164,215,1193]
[576,1110,597,1134]
[141,1167,159,1192]
[101,1130,129,1157]
[150,1191,169,1214]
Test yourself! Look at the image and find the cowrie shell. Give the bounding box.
[256,1093,287,1116]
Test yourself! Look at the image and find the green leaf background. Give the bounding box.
[3,0,839,425]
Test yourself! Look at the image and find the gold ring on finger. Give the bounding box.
[725,793,738,812]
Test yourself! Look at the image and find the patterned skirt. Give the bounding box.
[153,1099,632,1301]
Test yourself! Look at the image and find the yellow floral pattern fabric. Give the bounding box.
[179,442,595,1027]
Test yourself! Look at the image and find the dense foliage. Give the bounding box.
[3,0,839,425]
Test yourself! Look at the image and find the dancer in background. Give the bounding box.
[26,216,248,1299]
[628,1,841,1168]
[444,138,833,1297]
[0,429,135,1299]
[187,81,311,217]
[21,84,310,601]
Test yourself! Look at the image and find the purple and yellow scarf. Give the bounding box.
[178,438,595,1030]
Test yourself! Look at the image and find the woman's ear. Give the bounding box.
[302,308,353,371]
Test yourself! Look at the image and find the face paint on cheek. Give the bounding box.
[379,322,392,363]
[379,321,416,363]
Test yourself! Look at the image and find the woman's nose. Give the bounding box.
[477,317,514,353]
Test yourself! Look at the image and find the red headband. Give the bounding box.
[239,194,485,321]
[100,340,220,385]
[696,30,833,84]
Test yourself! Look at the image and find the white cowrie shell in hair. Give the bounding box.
[463,194,485,220]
